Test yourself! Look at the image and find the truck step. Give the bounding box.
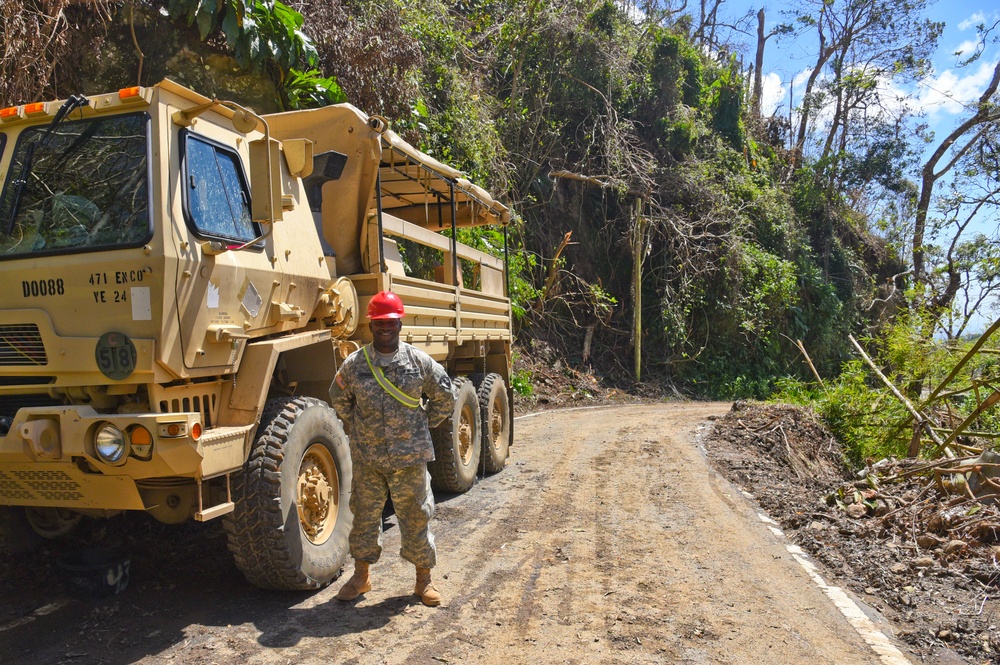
[194,501,235,522]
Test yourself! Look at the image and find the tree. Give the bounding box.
[789,0,941,177]
[815,0,940,183]
[750,8,792,119]
[911,60,1000,322]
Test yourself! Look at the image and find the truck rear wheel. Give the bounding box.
[224,396,353,591]
[471,373,510,473]
[429,377,481,493]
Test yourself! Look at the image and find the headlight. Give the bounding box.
[95,424,127,464]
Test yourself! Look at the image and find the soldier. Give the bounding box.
[329,291,457,606]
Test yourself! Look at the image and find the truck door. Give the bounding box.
[172,128,278,371]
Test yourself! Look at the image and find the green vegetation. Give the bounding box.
[5,0,998,469]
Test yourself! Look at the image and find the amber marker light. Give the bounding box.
[118,87,142,101]
[23,102,46,116]
[158,422,187,438]
[129,425,153,460]
[191,422,203,441]
[0,106,19,121]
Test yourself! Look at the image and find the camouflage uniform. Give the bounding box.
[329,341,455,568]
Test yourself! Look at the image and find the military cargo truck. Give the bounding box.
[0,80,513,590]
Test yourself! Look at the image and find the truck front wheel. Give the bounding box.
[429,378,481,493]
[225,396,353,591]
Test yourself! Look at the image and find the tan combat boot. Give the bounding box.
[414,566,442,607]
[335,561,372,601]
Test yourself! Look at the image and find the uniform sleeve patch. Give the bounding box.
[335,374,347,390]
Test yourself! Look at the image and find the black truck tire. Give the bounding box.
[224,396,353,591]
[471,373,510,473]
[429,377,481,493]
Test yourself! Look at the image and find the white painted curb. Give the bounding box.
[755,509,913,664]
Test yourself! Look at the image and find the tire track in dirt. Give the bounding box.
[383,402,903,665]
[0,403,915,665]
[416,408,610,661]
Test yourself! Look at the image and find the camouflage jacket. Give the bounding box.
[329,342,456,469]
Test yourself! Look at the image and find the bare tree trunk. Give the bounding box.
[692,0,722,46]
[819,79,843,165]
[751,8,765,118]
[506,0,542,129]
[794,4,832,160]
[819,32,856,170]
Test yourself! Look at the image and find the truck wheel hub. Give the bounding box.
[296,444,338,543]
[459,405,474,464]
[489,406,503,445]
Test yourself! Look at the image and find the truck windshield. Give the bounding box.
[0,112,150,258]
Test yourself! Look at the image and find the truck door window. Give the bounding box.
[0,113,150,258]
[182,133,257,244]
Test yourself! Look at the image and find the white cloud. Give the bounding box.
[953,39,980,58]
[958,12,986,31]
[792,69,812,90]
[761,72,785,117]
[916,59,1000,119]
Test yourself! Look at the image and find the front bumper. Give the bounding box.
[0,405,205,509]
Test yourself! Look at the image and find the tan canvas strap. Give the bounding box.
[363,345,422,409]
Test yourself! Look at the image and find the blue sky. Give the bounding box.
[720,1,1000,143]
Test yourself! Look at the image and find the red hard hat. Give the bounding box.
[368,291,405,320]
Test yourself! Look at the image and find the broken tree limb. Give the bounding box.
[848,334,953,459]
[548,170,614,189]
[930,388,1000,457]
[534,231,573,311]
[548,170,649,198]
[920,317,1000,409]
[582,323,595,364]
[884,456,978,481]
[795,339,826,391]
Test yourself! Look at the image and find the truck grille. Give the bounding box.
[0,324,47,366]
[0,470,82,502]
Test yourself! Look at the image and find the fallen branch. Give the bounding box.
[534,231,574,311]
[848,334,952,458]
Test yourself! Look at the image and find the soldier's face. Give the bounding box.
[370,318,402,353]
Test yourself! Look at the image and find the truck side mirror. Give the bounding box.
[250,137,282,223]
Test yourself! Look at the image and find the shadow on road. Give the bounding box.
[0,508,423,665]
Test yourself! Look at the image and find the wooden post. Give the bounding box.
[632,198,645,382]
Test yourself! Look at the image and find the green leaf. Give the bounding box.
[195,8,214,39]
[221,9,240,45]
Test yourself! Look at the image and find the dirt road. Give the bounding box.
[0,403,913,664]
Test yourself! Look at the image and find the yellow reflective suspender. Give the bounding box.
[363,345,422,409]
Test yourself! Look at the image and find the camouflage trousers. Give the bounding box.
[348,462,437,569]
